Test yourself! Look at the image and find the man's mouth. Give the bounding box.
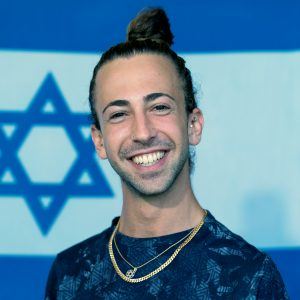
[131,151,166,167]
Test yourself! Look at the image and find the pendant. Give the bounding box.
[126,267,137,279]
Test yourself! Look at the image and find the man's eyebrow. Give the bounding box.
[102,99,130,114]
[102,93,175,114]
[144,92,175,103]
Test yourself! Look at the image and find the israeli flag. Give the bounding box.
[0,1,299,299]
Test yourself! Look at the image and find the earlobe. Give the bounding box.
[91,125,107,159]
[188,108,204,145]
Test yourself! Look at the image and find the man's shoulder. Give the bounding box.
[55,225,113,266]
[204,211,268,265]
[45,224,116,298]
[201,212,288,296]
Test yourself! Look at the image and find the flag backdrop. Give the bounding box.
[0,1,299,299]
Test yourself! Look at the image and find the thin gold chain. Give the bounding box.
[113,224,194,269]
[108,210,207,283]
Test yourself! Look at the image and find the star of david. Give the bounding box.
[0,73,113,235]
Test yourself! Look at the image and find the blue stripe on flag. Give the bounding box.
[1,1,299,53]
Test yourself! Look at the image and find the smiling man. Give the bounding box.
[92,54,203,213]
[45,8,288,299]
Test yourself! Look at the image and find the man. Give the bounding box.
[45,8,288,299]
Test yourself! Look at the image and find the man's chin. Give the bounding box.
[124,178,172,198]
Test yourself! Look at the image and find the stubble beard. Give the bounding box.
[107,144,190,198]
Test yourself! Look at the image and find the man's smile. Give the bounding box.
[131,151,166,166]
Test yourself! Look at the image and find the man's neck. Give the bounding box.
[118,167,205,238]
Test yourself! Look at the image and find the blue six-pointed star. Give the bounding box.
[0,73,113,235]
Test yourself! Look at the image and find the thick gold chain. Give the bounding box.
[108,210,207,283]
[113,224,195,270]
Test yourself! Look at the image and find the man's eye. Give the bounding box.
[153,105,170,112]
[109,112,127,122]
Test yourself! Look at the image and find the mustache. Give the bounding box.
[119,139,175,158]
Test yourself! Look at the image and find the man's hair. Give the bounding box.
[88,8,198,171]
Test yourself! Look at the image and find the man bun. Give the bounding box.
[126,8,174,47]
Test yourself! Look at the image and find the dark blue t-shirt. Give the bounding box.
[45,211,288,299]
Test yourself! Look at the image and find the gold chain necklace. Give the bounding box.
[113,224,194,278]
[108,210,207,283]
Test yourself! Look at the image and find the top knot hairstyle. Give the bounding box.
[89,8,198,171]
[126,8,174,47]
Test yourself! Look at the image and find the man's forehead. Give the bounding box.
[94,54,182,105]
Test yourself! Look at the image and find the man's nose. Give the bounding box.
[131,114,156,143]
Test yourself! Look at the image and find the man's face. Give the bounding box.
[92,54,199,196]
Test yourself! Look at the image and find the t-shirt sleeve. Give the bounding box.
[44,256,59,300]
[256,255,289,299]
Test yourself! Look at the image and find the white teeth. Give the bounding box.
[143,155,148,164]
[153,152,157,161]
[132,151,165,166]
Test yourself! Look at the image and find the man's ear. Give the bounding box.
[188,108,204,145]
[91,125,107,159]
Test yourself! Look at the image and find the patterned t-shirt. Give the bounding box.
[45,211,289,299]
